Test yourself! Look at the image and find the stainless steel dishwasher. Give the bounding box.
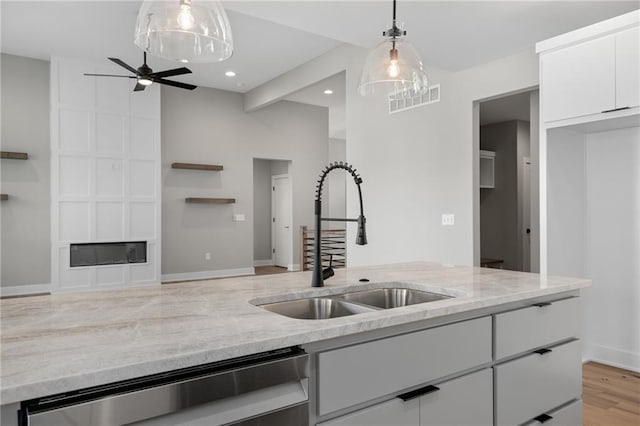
[19,347,309,426]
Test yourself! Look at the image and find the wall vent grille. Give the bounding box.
[389,84,440,114]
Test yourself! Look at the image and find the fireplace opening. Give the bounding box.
[70,241,147,267]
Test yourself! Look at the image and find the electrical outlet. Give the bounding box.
[205,252,211,260]
[441,214,455,226]
[233,214,246,222]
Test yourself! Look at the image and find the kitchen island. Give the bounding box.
[1,262,589,425]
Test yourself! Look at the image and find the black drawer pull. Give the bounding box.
[532,302,552,307]
[534,348,553,355]
[534,413,554,423]
[397,385,440,401]
[602,106,630,113]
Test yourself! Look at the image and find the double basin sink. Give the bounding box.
[259,287,452,320]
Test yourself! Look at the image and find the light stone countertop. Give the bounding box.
[0,262,590,405]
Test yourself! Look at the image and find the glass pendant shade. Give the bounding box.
[358,37,428,97]
[134,0,233,63]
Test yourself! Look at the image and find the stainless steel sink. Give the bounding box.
[334,288,452,309]
[260,297,374,320]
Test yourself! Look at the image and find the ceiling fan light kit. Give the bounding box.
[358,0,428,97]
[134,0,234,63]
[84,52,197,92]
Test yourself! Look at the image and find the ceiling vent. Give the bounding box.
[389,84,440,114]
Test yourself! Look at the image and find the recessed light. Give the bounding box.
[324,89,334,95]
[225,71,236,77]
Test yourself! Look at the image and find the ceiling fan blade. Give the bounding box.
[133,83,147,92]
[84,73,136,78]
[108,57,138,74]
[155,78,197,90]
[151,67,192,78]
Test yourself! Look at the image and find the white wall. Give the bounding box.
[344,48,539,267]
[50,57,162,292]
[162,87,328,280]
[584,127,639,371]
[1,54,50,293]
[327,138,346,225]
[546,128,587,278]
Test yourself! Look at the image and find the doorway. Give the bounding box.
[252,159,292,271]
[474,89,539,272]
[272,174,292,268]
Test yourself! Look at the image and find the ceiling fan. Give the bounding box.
[84,52,197,91]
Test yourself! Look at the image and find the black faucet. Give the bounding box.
[312,162,367,287]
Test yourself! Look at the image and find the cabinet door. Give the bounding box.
[317,317,491,415]
[542,35,615,122]
[495,340,582,426]
[419,369,492,426]
[616,27,640,109]
[318,398,419,426]
[521,399,582,426]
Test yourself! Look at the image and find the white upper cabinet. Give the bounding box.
[541,35,616,122]
[616,27,640,110]
[538,11,640,123]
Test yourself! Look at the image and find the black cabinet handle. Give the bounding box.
[602,106,630,113]
[397,385,440,401]
[532,302,551,307]
[534,348,553,355]
[533,413,554,423]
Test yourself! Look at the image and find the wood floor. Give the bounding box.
[583,362,640,425]
[254,265,291,276]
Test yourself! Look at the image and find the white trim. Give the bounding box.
[0,284,52,297]
[583,343,640,373]
[287,264,301,272]
[254,259,274,267]
[271,173,293,269]
[161,268,255,283]
[536,10,639,53]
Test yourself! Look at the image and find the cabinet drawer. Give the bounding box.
[317,317,491,415]
[317,397,419,426]
[495,340,582,426]
[494,297,580,359]
[419,368,492,426]
[522,399,582,426]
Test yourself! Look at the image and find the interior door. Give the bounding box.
[272,175,292,268]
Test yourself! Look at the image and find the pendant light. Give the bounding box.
[358,0,428,97]
[134,0,233,63]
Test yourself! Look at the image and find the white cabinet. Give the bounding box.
[479,150,495,189]
[419,369,492,426]
[541,35,615,122]
[317,317,491,415]
[495,340,582,426]
[540,22,640,123]
[494,297,581,359]
[521,400,583,426]
[616,27,640,109]
[319,369,492,426]
[318,398,419,426]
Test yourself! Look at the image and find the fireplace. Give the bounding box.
[70,242,147,267]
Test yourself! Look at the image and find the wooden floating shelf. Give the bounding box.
[0,194,8,201]
[1,151,29,160]
[185,197,235,204]
[172,162,223,171]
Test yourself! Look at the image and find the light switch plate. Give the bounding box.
[441,214,455,226]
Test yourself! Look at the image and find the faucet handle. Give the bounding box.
[322,254,335,280]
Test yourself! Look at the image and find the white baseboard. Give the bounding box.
[161,267,255,283]
[288,264,301,272]
[254,259,274,267]
[0,283,52,297]
[583,342,640,373]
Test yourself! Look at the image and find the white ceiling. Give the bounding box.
[2,1,638,95]
[284,72,345,108]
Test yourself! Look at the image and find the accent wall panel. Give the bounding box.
[51,57,161,292]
